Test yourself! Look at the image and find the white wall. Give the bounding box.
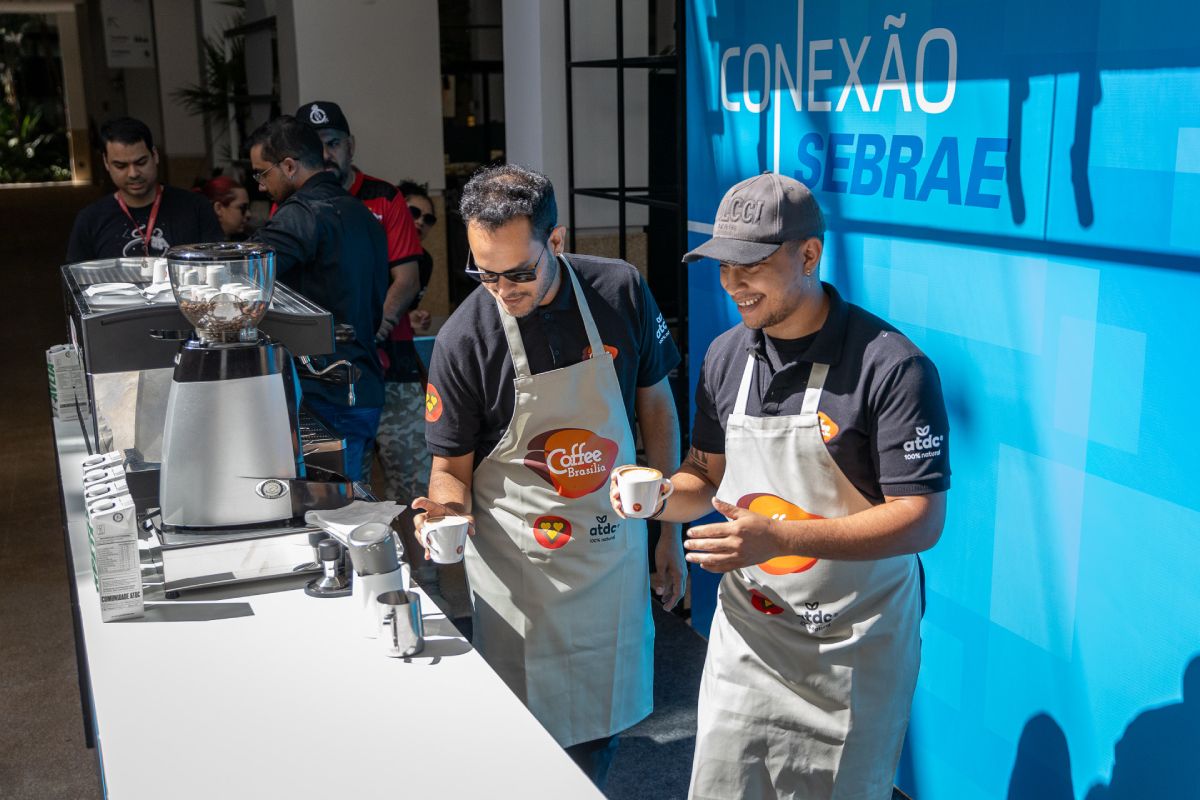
[277,0,446,191]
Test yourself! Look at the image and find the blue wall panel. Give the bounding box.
[686,1,1200,797]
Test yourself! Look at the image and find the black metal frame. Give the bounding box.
[563,0,689,438]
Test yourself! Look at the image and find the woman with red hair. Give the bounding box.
[196,176,251,239]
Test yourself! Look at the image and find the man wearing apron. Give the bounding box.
[412,165,686,787]
[613,173,951,799]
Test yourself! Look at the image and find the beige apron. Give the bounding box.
[467,256,654,747]
[689,356,922,800]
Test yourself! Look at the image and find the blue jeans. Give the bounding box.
[303,399,382,483]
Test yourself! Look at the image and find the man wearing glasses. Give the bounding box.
[246,115,389,483]
[412,164,686,788]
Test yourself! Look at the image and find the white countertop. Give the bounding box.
[53,416,602,800]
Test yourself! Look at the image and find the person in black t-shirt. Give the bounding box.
[611,173,950,800]
[413,165,685,787]
[65,117,222,263]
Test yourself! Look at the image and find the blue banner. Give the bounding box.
[687,1,1200,798]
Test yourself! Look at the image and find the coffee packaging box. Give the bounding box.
[81,451,124,474]
[46,344,88,419]
[82,466,125,487]
[87,494,144,622]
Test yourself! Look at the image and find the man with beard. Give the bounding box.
[66,117,221,262]
[246,116,389,482]
[412,164,686,788]
[611,172,951,800]
[296,101,423,342]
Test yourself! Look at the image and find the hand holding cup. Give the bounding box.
[411,497,475,563]
[610,465,674,519]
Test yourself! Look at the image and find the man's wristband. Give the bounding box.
[648,488,671,520]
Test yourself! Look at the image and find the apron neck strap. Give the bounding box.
[801,363,830,415]
[734,355,831,416]
[734,354,756,414]
[498,254,604,380]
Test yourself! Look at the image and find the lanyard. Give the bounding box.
[115,185,163,256]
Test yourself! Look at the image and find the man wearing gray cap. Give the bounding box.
[610,172,951,799]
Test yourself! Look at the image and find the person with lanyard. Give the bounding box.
[246,116,389,483]
[611,172,951,799]
[412,164,686,788]
[66,117,222,263]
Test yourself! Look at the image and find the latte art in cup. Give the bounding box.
[615,465,674,519]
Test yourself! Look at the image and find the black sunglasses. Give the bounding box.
[465,243,546,284]
[409,205,437,226]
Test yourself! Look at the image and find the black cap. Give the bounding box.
[296,101,350,135]
[683,172,825,265]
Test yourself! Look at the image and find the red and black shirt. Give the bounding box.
[347,169,423,270]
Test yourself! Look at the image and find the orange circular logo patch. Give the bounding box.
[583,344,620,361]
[424,383,443,422]
[533,515,572,549]
[738,493,823,575]
[817,411,839,443]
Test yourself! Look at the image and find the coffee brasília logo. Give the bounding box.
[309,104,328,125]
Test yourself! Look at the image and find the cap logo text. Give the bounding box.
[719,197,765,224]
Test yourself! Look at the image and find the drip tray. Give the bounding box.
[157,520,319,549]
[143,518,322,596]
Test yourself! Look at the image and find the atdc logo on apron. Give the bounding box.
[524,428,618,498]
[738,493,822,574]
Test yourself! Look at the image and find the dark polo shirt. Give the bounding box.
[426,253,680,466]
[692,283,950,504]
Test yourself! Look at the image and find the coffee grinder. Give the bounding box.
[158,242,348,529]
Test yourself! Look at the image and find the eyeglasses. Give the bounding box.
[252,162,280,184]
[408,205,437,226]
[465,243,546,284]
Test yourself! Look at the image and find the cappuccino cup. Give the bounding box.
[421,515,470,564]
[615,465,674,519]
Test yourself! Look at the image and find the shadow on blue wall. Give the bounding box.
[1006,713,1076,799]
[1083,655,1200,800]
[1004,656,1200,800]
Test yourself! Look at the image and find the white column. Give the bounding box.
[54,8,92,182]
[503,0,649,231]
[151,0,207,183]
[502,0,568,223]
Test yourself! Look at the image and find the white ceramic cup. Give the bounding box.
[421,515,470,564]
[615,465,674,519]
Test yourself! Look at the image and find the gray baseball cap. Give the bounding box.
[683,172,825,265]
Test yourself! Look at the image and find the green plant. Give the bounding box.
[171,1,248,161]
[172,34,246,133]
[0,13,71,183]
[0,101,70,182]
